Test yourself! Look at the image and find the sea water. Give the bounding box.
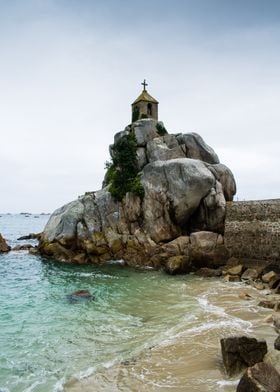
[0,215,276,392]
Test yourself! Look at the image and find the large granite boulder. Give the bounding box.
[141,158,217,242]
[131,118,159,147]
[207,163,236,201]
[176,132,220,164]
[237,362,280,392]
[221,336,267,376]
[0,234,10,253]
[189,231,228,268]
[39,120,236,268]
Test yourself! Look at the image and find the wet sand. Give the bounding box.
[64,280,278,392]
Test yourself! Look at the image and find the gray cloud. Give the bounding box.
[0,0,279,212]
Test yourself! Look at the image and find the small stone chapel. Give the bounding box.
[131,80,158,122]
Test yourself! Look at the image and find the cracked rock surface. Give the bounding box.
[39,119,236,269]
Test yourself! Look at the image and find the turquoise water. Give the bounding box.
[0,215,208,392]
[1,215,272,392]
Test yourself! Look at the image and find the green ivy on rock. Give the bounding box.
[105,133,145,201]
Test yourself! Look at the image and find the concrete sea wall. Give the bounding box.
[224,199,280,261]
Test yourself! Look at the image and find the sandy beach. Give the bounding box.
[64,280,278,392]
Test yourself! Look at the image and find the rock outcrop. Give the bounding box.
[0,234,10,253]
[220,336,267,376]
[237,362,280,392]
[38,119,236,269]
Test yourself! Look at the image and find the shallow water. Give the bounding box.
[0,215,277,392]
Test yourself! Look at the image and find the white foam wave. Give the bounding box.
[23,380,44,392]
[217,379,239,387]
[75,366,96,380]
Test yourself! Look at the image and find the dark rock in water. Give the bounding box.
[241,268,259,281]
[221,336,267,376]
[223,274,241,282]
[262,263,280,276]
[194,267,222,277]
[258,300,278,309]
[0,234,10,252]
[66,290,94,303]
[274,335,280,351]
[274,283,280,295]
[269,276,280,290]
[12,244,33,251]
[17,233,41,241]
[237,362,280,392]
[262,271,278,284]
[164,255,192,275]
[29,247,39,255]
[121,357,137,366]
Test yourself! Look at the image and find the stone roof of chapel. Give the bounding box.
[132,90,159,105]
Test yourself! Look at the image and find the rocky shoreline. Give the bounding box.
[62,272,280,392]
[212,260,280,390]
[2,228,280,390]
[36,119,236,269]
[2,119,279,390]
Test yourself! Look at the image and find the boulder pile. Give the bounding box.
[38,119,236,268]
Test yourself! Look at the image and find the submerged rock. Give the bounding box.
[220,336,267,376]
[38,119,236,269]
[66,290,94,303]
[0,234,10,253]
[12,244,34,251]
[164,255,192,275]
[194,267,222,278]
[258,300,278,309]
[17,233,40,240]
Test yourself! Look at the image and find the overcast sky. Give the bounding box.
[0,0,279,213]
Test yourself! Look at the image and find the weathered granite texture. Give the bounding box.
[0,234,10,253]
[224,199,280,262]
[38,119,236,269]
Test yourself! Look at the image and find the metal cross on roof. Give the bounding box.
[141,79,148,91]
